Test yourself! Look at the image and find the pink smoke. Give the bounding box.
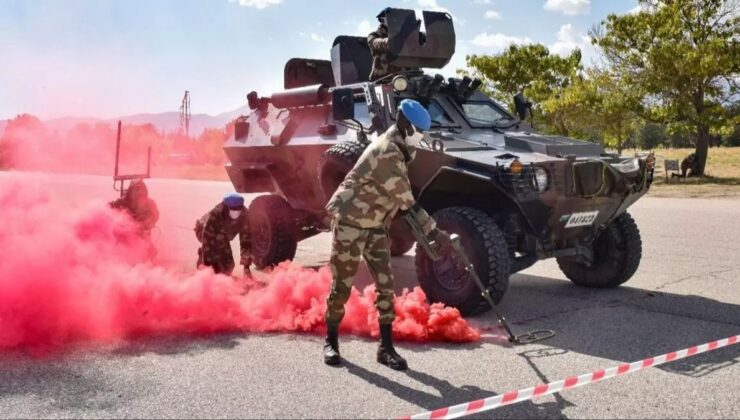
[0,180,479,353]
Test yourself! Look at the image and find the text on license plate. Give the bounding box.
[565,211,599,228]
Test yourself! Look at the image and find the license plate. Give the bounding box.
[565,211,599,228]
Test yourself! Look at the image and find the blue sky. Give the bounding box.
[0,0,640,120]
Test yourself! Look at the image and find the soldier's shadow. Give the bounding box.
[343,359,572,419]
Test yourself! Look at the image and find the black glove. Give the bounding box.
[430,228,452,251]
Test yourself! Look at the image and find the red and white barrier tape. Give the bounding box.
[402,334,739,420]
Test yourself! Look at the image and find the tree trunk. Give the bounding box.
[693,83,708,176]
[694,124,710,176]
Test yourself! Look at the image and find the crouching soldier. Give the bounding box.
[110,178,159,259]
[323,99,450,371]
[195,193,252,275]
[110,178,159,237]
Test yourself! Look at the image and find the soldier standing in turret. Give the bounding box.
[368,7,403,81]
[322,99,450,371]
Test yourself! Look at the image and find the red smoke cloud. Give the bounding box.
[0,180,479,353]
[0,114,230,177]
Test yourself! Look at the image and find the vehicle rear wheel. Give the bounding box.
[415,207,510,316]
[557,212,642,288]
[249,195,298,270]
[317,142,366,202]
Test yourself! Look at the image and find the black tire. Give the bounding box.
[249,195,298,270]
[415,207,510,316]
[317,142,366,201]
[557,212,642,288]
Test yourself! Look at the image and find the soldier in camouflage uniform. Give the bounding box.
[194,193,252,276]
[110,179,159,235]
[323,99,451,370]
[368,8,402,81]
[368,7,425,81]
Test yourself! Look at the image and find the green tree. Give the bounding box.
[594,0,740,175]
[542,68,642,152]
[465,44,582,134]
[638,122,670,149]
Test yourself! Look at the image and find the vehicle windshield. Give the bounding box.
[461,101,513,127]
[428,101,456,127]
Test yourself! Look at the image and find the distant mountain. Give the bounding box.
[2,105,251,138]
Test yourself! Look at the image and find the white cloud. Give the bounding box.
[471,32,533,50]
[549,24,596,64]
[299,32,326,42]
[228,0,283,9]
[485,10,502,19]
[543,0,591,16]
[417,0,465,24]
[356,19,375,36]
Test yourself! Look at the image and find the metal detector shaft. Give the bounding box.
[401,209,554,345]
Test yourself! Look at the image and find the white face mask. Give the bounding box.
[229,210,242,220]
[406,128,425,148]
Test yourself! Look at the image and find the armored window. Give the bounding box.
[460,102,512,127]
[428,101,455,127]
[353,102,373,127]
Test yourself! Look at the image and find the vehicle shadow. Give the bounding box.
[342,359,571,419]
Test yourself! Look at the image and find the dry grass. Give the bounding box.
[642,147,740,198]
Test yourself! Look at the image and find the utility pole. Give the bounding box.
[179,90,191,137]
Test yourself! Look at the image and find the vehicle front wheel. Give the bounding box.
[249,195,298,270]
[415,207,510,316]
[557,212,642,288]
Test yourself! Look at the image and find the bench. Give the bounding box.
[664,159,680,182]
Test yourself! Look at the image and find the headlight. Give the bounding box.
[533,167,549,193]
[392,76,409,92]
[505,159,523,175]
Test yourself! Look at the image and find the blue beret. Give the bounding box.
[399,99,432,131]
[223,193,244,209]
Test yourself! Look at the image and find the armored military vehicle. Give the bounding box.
[224,8,655,315]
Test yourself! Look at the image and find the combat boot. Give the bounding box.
[377,323,408,371]
[323,323,341,366]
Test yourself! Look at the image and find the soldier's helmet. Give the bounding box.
[376,7,391,21]
[127,178,148,198]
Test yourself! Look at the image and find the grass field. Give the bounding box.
[645,147,740,198]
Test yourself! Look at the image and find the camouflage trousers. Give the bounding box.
[195,227,235,275]
[325,221,396,326]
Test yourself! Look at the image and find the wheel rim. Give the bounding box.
[431,251,470,292]
[253,214,272,255]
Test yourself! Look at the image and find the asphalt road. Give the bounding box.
[1,172,739,419]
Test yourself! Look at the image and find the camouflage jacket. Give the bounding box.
[110,197,159,232]
[326,125,435,234]
[367,24,403,81]
[195,203,251,259]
